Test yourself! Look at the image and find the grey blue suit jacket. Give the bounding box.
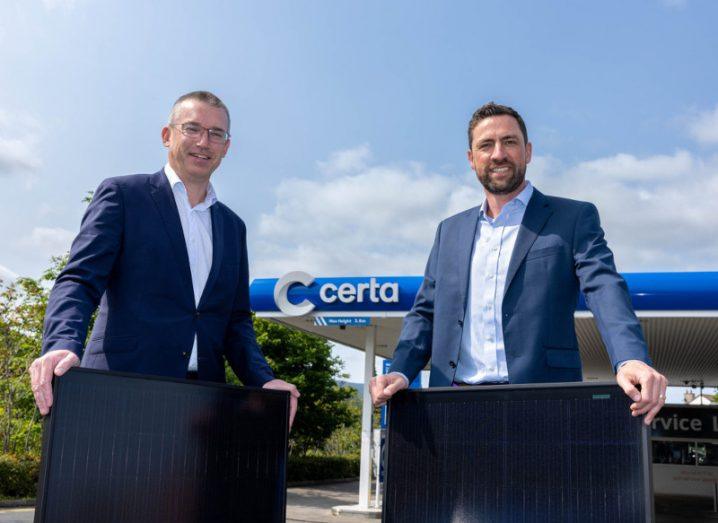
[389,188,650,386]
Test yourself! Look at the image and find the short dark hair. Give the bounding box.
[468,102,528,148]
[168,91,231,131]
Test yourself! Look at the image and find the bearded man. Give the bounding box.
[370,102,666,425]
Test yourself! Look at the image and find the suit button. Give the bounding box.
[503,313,509,319]
[449,361,457,369]
[181,351,189,358]
[194,311,201,318]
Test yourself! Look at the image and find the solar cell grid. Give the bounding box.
[34,368,289,523]
[382,383,652,523]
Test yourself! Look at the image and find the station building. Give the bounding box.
[250,271,718,512]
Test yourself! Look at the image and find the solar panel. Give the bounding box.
[382,383,653,523]
[34,368,289,523]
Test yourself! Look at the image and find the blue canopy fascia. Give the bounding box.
[250,272,718,314]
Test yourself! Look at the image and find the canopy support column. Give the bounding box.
[332,324,381,517]
[358,324,376,507]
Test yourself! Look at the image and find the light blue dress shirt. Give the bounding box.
[391,182,534,387]
[453,182,534,384]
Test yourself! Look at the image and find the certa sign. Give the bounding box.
[273,271,400,316]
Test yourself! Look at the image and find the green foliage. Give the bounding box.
[226,318,357,455]
[320,423,361,456]
[2,234,359,462]
[0,454,39,498]
[287,454,359,483]
[40,254,69,282]
[319,388,361,456]
[0,273,53,455]
[0,255,83,457]
[0,452,360,497]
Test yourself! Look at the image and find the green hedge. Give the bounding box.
[0,455,39,499]
[288,455,359,483]
[0,453,358,499]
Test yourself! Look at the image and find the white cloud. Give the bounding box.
[20,227,75,258]
[570,150,694,182]
[0,264,18,284]
[530,150,718,271]
[253,144,718,277]
[0,137,42,174]
[317,143,372,175]
[0,110,42,178]
[688,104,718,145]
[254,148,482,277]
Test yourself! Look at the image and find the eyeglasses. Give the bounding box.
[170,123,230,145]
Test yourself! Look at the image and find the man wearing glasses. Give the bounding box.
[29,91,299,426]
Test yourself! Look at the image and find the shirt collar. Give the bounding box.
[164,163,217,210]
[480,180,534,219]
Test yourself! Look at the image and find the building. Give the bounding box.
[251,271,718,511]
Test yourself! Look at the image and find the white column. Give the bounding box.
[358,324,376,508]
[373,428,381,508]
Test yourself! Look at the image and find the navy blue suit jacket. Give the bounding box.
[389,188,650,386]
[41,169,274,385]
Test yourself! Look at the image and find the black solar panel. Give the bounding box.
[34,368,289,523]
[383,383,653,523]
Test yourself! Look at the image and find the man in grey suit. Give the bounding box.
[370,102,666,424]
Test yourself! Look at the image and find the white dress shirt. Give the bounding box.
[453,182,534,384]
[164,164,216,372]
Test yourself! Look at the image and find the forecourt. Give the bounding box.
[250,270,718,511]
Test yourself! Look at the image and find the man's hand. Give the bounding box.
[370,373,408,407]
[615,360,668,425]
[262,379,300,430]
[28,350,80,416]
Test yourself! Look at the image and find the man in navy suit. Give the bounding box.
[370,102,666,424]
[30,91,299,425]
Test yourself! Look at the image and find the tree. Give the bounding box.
[0,255,74,455]
[0,203,87,454]
[320,388,361,456]
[226,318,356,455]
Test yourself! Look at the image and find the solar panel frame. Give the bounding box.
[382,382,653,523]
[34,367,289,523]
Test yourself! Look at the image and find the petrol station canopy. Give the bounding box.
[250,271,718,386]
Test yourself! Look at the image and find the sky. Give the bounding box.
[1,1,717,398]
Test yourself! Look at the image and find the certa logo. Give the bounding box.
[273,271,400,316]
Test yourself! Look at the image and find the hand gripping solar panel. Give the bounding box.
[382,382,653,523]
[34,368,289,523]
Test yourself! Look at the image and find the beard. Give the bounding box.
[477,162,526,195]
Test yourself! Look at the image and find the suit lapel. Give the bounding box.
[503,189,553,297]
[198,204,224,307]
[456,207,482,317]
[148,170,194,304]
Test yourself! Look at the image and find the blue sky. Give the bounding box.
[1,1,717,393]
